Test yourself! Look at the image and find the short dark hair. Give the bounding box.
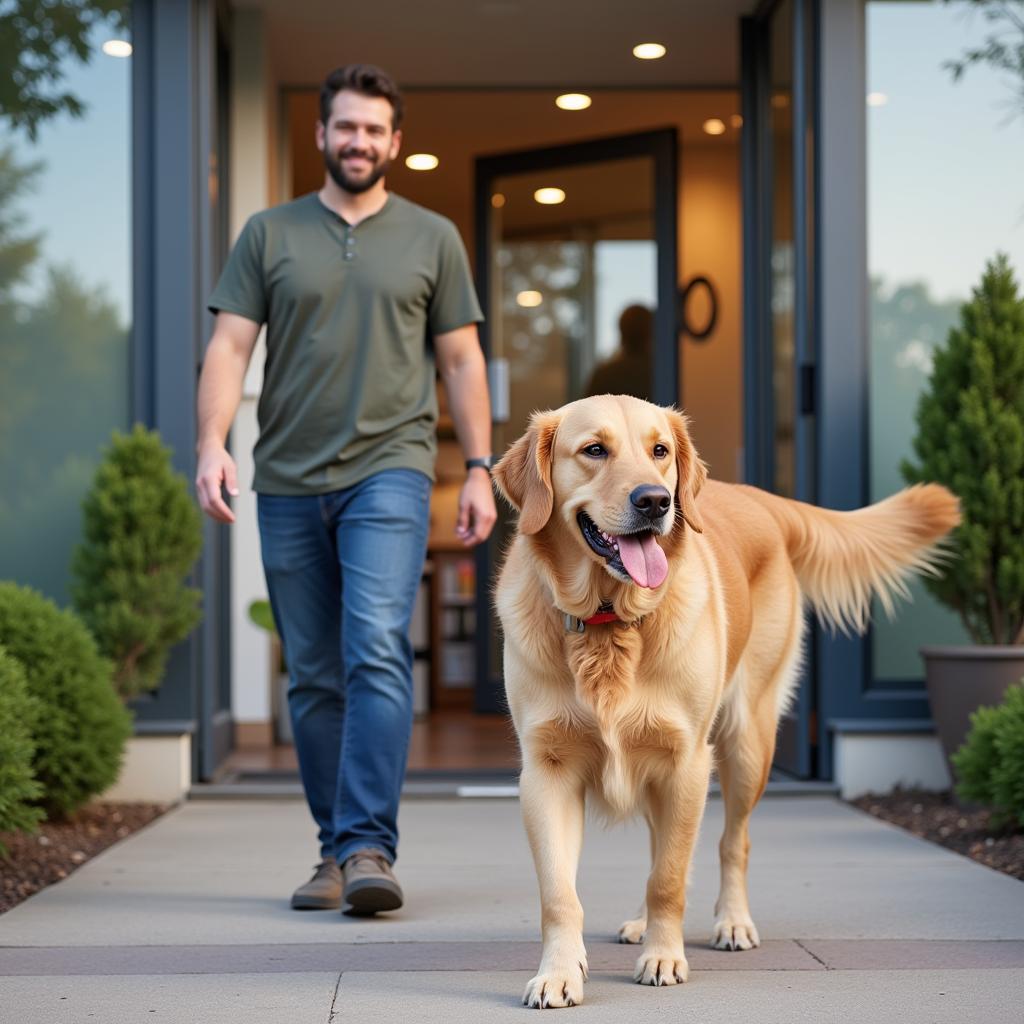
[319,64,404,130]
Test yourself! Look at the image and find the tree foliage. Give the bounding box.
[902,255,1024,644]
[0,0,128,141]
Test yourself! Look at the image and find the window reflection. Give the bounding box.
[0,4,131,603]
[868,0,1024,677]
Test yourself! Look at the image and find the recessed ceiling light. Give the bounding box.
[703,118,726,136]
[556,93,592,111]
[730,114,743,129]
[867,92,888,107]
[405,153,439,171]
[517,290,543,308]
[102,39,132,57]
[491,193,506,208]
[534,187,566,205]
[633,43,666,60]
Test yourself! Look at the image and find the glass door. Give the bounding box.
[473,130,678,712]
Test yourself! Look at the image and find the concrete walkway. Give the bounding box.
[0,795,1022,1022]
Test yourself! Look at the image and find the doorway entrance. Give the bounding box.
[472,129,680,712]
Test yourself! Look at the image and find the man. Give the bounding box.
[196,64,496,915]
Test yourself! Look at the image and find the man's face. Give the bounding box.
[316,90,402,194]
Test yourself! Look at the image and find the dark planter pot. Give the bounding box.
[921,645,1024,781]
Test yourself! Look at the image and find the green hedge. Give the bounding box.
[0,645,44,851]
[0,583,131,817]
[953,683,1024,827]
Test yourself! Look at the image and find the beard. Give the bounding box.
[324,147,391,194]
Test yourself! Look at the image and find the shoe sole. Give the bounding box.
[291,893,342,910]
[343,878,403,914]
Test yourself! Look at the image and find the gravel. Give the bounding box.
[0,802,168,914]
[850,788,1024,881]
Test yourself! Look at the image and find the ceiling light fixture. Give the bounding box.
[730,114,743,129]
[491,193,506,209]
[517,290,543,308]
[405,153,439,171]
[556,93,592,111]
[534,187,566,205]
[702,118,726,136]
[102,39,132,57]
[867,92,888,107]
[633,43,666,60]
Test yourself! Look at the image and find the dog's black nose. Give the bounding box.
[630,484,671,520]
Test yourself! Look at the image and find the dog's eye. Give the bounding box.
[582,443,607,459]
[653,444,669,459]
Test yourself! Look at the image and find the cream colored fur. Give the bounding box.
[492,395,960,1009]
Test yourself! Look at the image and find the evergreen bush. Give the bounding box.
[901,253,1024,644]
[953,683,1024,827]
[0,582,131,817]
[72,425,203,701]
[0,645,44,850]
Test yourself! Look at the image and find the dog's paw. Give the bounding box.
[711,914,761,951]
[617,916,646,944]
[633,949,689,986]
[522,960,588,1009]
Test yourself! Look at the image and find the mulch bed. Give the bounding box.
[850,788,1024,881]
[0,802,168,914]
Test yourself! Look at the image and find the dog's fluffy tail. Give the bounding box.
[745,483,961,634]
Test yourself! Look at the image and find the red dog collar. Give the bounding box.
[563,604,622,633]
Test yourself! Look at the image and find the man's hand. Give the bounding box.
[455,469,497,546]
[196,443,239,524]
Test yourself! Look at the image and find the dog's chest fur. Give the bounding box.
[555,624,697,816]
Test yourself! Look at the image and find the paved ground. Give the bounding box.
[0,796,1022,1022]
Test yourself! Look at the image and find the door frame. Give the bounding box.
[742,0,819,778]
[471,128,679,713]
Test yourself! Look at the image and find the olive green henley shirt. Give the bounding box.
[208,192,483,494]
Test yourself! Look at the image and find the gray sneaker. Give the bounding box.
[342,848,403,914]
[291,858,342,910]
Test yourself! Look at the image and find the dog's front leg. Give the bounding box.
[519,763,588,1009]
[634,742,712,987]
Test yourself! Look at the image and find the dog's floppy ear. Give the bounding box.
[493,410,560,535]
[668,409,707,534]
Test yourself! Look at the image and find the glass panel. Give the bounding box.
[0,7,132,604]
[769,0,796,497]
[490,156,657,458]
[487,155,658,679]
[867,1,1024,677]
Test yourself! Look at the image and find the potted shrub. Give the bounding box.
[902,253,1024,772]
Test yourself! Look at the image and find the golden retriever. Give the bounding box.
[492,394,959,1009]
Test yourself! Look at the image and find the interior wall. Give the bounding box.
[681,143,743,482]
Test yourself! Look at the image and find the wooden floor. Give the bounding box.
[221,710,520,777]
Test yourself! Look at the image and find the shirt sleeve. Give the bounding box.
[207,216,268,325]
[428,220,484,336]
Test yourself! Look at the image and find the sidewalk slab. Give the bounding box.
[333,969,1024,1023]
[0,972,338,1024]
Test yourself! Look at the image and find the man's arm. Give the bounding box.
[195,311,261,524]
[434,323,497,546]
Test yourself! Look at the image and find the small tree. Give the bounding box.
[0,583,131,817]
[72,426,203,701]
[0,645,44,850]
[902,254,1024,644]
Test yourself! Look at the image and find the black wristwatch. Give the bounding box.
[465,456,495,475]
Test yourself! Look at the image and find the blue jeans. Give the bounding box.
[257,469,431,867]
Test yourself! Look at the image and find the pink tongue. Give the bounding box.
[616,533,668,588]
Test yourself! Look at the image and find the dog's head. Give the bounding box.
[493,395,706,591]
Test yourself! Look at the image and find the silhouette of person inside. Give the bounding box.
[584,303,653,400]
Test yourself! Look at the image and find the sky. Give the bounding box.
[868,1,1024,302]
